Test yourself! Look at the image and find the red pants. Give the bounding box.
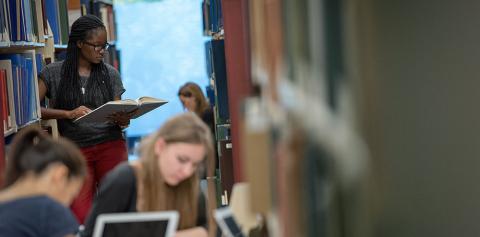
[70,139,128,224]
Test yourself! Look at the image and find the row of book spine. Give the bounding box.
[201,0,222,36]
[0,0,70,45]
[204,40,228,124]
[80,0,116,42]
[0,51,42,136]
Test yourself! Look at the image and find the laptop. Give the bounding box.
[92,211,179,237]
[214,207,245,237]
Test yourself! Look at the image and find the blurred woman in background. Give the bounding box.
[178,82,214,136]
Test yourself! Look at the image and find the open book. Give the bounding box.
[73,96,168,123]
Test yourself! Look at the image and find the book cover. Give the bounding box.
[44,0,60,44]
[58,0,68,44]
[7,0,18,41]
[0,70,8,131]
[0,60,16,133]
[0,54,22,126]
[0,79,4,187]
[74,96,168,123]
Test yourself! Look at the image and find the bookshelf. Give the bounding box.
[208,0,372,236]
[202,0,236,200]
[201,1,230,236]
[0,0,52,185]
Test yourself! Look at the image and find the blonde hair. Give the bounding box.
[178,82,210,117]
[137,113,214,229]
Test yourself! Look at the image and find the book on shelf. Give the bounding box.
[0,51,40,128]
[0,73,4,186]
[74,96,168,123]
[3,0,47,43]
[0,58,16,135]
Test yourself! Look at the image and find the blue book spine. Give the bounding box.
[205,41,213,78]
[44,0,60,44]
[0,53,36,126]
[20,63,26,125]
[8,0,18,41]
[12,65,20,126]
[19,0,26,41]
[35,53,43,74]
[24,57,33,122]
[211,39,229,120]
[22,0,33,42]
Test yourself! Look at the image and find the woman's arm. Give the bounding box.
[175,227,208,237]
[38,79,91,119]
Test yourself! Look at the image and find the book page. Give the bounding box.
[130,98,168,119]
[74,103,138,123]
[74,97,168,123]
[107,99,138,105]
[137,96,167,104]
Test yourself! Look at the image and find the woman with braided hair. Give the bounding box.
[38,14,132,224]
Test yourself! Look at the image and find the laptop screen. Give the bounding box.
[101,219,169,237]
[214,207,245,237]
[93,211,179,237]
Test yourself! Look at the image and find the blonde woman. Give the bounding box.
[82,113,215,237]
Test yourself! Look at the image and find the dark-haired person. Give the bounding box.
[178,82,214,135]
[38,15,131,223]
[0,127,87,237]
[178,82,217,174]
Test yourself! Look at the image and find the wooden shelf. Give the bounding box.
[54,44,68,51]
[3,128,16,138]
[0,42,46,52]
[18,118,41,130]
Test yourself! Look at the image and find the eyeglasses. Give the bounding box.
[178,91,192,98]
[83,41,110,51]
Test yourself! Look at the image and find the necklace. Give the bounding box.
[80,77,88,95]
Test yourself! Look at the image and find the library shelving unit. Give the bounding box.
[217,1,480,237]
[0,0,52,185]
[202,1,231,236]
[215,0,371,237]
[202,0,237,203]
[0,0,120,185]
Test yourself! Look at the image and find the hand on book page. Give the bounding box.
[68,106,92,119]
[73,97,168,123]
